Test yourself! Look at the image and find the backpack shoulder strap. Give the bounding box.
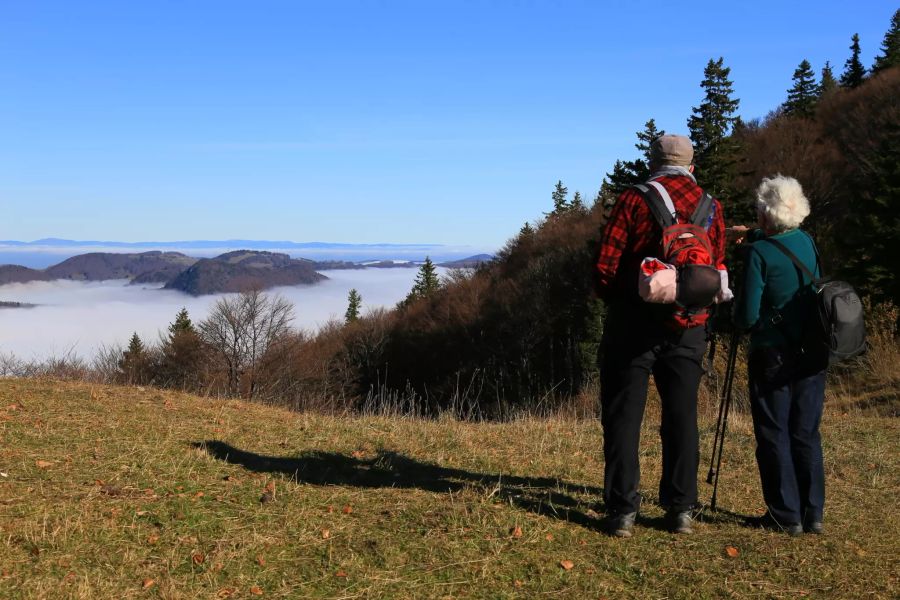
[798,230,824,278]
[634,183,676,229]
[760,236,817,284]
[690,191,715,228]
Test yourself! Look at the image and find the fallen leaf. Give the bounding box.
[256,555,266,567]
[545,533,554,541]
[335,570,348,578]
[342,505,353,515]
[216,588,236,598]
[510,526,523,538]
[250,585,263,595]
[194,491,205,499]
[100,485,122,496]
[192,552,205,565]
[559,560,574,570]
[351,450,365,458]
[136,510,148,516]
[514,580,523,588]
[35,460,53,469]
[725,546,739,558]
[63,571,76,583]
[94,479,105,486]
[142,578,155,589]
[264,481,276,493]
[147,535,160,545]
[321,529,331,540]
[327,505,334,513]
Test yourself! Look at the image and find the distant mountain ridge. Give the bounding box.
[0,238,447,250]
[0,250,497,295]
[0,252,196,286]
[164,251,327,295]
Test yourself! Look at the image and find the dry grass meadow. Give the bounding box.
[1,377,898,599]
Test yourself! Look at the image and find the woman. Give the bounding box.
[733,175,827,536]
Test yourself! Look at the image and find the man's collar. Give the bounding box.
[649,165,696,183]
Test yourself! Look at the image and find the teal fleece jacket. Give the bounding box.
[734,228,820,350]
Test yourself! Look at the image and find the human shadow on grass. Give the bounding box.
[194,440,605,530]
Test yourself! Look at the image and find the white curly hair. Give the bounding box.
[756,175,811,232]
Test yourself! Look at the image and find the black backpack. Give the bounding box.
[762,236,867,366]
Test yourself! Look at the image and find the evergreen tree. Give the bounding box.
[519,221,535,237]
[872,9,900,74]
[840,33,867,88]
[119,332,150,384]
[159,309,203,390]
[783,59,819,117]
[635,118,665,165]
[597,119,666,206]
[818,61,838,97]
[570,191,586,212]
[168,307,194,337]
[406,257,440,303]
[345,288,362,323]
[687,57,742,200]
[549,180,569,215]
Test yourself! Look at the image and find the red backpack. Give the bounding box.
[634,181,723,329]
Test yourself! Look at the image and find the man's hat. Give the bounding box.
[650,134,694,166]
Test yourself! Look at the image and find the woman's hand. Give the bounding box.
[726,225,750,245]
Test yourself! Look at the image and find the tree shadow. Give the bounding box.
[194,440,605,530]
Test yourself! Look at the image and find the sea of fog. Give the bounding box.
[0,268,439,360]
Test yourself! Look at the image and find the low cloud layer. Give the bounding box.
[0,268,434,360]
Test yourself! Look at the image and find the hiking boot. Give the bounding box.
[803,518,824,534]
[667,510,694,534]
[606,511,637,538]
[744,513,802,536]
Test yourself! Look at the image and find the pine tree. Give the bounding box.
[345,288,362,323]
[818,61,838,97]
[570,191,586,212]
[872,9,900,74]
[687,57,742,200]
[783,59,819,117]
[597,119,666,206]
[635,118,665,165]
[159,309,203,390]
[168,308,194,337]
[119,332,150,384]
[840,33,867,88]
[549,180,569,215]
[406,257,440,303]
[519,221,535,237]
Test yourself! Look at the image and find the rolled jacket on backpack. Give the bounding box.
[639,257,729,308]
[638,258,678,303]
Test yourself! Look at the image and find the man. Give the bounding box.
[595,134,726,537]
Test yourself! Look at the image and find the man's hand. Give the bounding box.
[726,225,750,245]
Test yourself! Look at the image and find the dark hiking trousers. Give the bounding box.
[749,346,826,526]
[599,306,707,515]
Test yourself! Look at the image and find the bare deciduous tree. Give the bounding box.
[199,289,295,398]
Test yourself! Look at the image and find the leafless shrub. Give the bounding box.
[198,289,295,398]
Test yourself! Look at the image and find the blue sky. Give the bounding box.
[0,1,894,249]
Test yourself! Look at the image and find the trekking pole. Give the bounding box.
[707,329,740,511]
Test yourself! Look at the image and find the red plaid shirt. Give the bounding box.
[596,174,726,300]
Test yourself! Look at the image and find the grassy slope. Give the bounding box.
[0,379,897,599]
